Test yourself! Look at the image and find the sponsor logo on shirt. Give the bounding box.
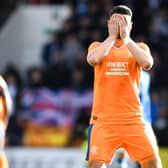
[106,61,129,75]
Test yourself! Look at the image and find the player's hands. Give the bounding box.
[117,15,131,41]
[107,14,119,39]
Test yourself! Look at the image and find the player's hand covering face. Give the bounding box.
[107,14,119,38]
[117,14,132,40]
[108,14,132,40]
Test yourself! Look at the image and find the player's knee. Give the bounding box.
[142,158,162,168]
[88,161,105,168]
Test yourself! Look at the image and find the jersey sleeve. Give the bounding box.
[88,41,101,53]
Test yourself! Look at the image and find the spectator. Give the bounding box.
[63,33,83,69]
[44,50,71,89]
[74,50,94,88]
[41,32,63,67]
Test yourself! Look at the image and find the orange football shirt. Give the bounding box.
[88,40,150,124]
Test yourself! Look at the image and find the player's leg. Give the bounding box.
[123,123,163,168]
[140,123,162,168]
[0,153,8,168]
[86,124,120,168]
[109,148,130,168]
[141,158,162,168]
[88,161,106,168]
[86,124,107,168]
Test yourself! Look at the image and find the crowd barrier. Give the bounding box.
[5,147,168,168]
[6,147,86,168]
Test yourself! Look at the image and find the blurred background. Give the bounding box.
[0,0,168,168]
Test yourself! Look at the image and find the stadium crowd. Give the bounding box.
[1,0,168,147]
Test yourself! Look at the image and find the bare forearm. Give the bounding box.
[126,39,153,70]
[117,14,153,70]
[87,36,115,66]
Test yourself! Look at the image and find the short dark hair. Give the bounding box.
[109,5,132,17]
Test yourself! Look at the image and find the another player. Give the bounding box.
[140,70,152,124]
[0,75,12,168]
[86,5,162,168]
